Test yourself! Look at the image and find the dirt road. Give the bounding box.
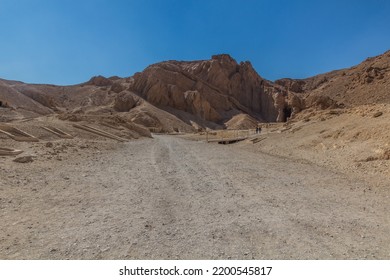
[1,135,389,259]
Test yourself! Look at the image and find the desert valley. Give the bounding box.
[0,51,389,259]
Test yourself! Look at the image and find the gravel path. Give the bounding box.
[1,135,389,259]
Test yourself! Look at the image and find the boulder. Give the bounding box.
[110,82,125,93]
[13,156,34,163]
[113,91,140,112]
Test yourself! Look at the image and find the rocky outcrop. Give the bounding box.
[288,92,305,118]
[129,54,279,123]
[273,91,286,122]
[306,95,340,110]
[15,86,57,109]
[113,91,140,112]
[9,50,390,129]
[283,50,390,106]
[110,81,126,93]
[86,75,113,87]
[270,88,305,122]
[0,54,309,126]
[0,81,53,115]
[275,78,305,93]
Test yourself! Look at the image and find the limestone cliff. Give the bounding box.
[129,54,279,123]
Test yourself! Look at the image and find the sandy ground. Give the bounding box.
[239,104,390,189]
[1,134,389,260]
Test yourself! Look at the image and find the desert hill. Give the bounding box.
[1,51,389,133]
[276,50,390,107]
[0,55,286,132]
[129,54,279,123]
[1,51,389,261]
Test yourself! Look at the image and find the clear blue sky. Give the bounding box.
[1,0,389,85]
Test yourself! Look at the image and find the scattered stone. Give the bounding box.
[364,156,377,162]
[381,150,390,160]
[45,142,53,148]
[13,156,34,163]
[101,247,110,253]
[373,111,383,118]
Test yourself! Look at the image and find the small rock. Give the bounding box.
[373,112,383,118]
[45,142,54,148]
[13,156,34,163]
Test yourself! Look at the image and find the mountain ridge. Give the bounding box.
[1,50,389,132]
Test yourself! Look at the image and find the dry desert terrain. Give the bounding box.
[0,116,389,259]
[1,51,389,260]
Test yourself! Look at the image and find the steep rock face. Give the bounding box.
[3,50,390,128]
[129,54,279,123]
[273,91,286,122]
[185,55,266,113]
[275,78,305,93]
[288,92,305,117]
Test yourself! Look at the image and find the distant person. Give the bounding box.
[255,127,259,134]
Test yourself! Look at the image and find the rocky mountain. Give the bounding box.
[0,79,53,115]
[129,54,278,123]
[0,55,285,131]
[276,50,390,107]
[1,51,389,132]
